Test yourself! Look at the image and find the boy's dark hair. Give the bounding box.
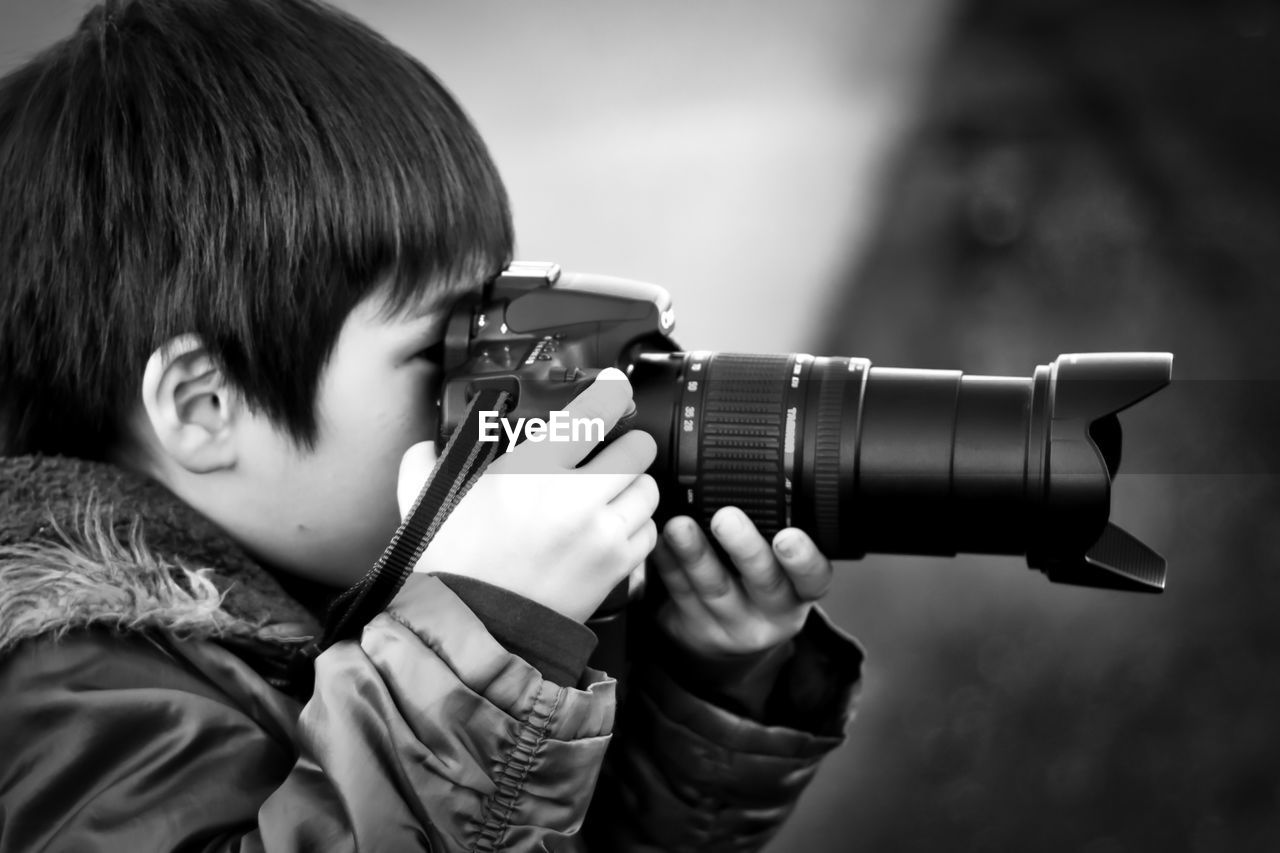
[0,0,513,459]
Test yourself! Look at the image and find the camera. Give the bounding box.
[438,262,1172,593]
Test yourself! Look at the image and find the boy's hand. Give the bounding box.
[651,508,833,657]
[398,368,659,623]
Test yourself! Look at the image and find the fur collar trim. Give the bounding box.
[0,456,321,655]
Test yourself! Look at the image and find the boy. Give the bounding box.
[0,1,863,850]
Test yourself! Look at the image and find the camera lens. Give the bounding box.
[629,350,1169,589]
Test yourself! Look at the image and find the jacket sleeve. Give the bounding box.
[585,606,864,853]
[0,574,616,853]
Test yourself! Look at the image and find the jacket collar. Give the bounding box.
[0,455,322,656]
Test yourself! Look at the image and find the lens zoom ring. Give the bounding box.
[698,355,789,536]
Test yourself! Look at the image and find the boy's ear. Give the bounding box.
[140,334,241,474]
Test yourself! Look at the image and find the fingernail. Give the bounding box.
[711,507,747,540]
[668,518,697,551]
[775,530,803,559]
[711,507,732,535]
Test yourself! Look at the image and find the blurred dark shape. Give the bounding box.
[771,0,1280,851]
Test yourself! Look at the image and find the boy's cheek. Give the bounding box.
[395,361,444,438]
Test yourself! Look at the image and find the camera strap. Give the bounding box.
[309,386,512,653]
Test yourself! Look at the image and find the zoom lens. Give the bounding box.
[629,350,1171,592]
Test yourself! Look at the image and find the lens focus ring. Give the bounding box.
[811,359,849,553]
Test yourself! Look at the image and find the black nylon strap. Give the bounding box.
[314,387,511,650]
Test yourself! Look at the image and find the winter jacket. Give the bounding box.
[0,455,863,852]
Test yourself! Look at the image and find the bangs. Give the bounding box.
[135,0,515,311]
[293,26,515,316]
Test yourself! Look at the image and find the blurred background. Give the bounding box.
[3,0,1276,850]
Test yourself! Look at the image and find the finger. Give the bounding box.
[606,474,660,538]
[538,429,655,506]
[649,538,718,630]
[627,561,647,597]
[396,441,438,519]
[577,428,658,493]
[649,534,699,601]
[709,507,796,607]
[620,518,659,574]
[772,528,833,602]
[663,515,746,614]
[519,367,634,469]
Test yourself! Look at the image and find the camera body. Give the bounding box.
[438,262,673,445]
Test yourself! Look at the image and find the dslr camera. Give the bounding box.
[437,262,1172,593]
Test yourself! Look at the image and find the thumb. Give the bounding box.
[397,440,438,519]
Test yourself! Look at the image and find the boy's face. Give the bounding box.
[157,280,468,588]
